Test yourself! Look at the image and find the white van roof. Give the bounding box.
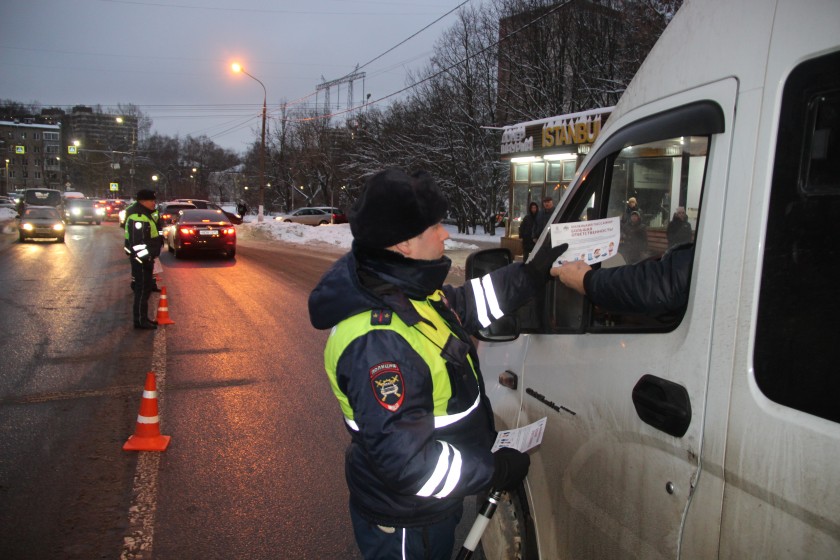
[607,0,838,129]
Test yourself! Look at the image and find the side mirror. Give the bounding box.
[465,248,520,342]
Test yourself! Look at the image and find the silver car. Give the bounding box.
[275,207,333,226]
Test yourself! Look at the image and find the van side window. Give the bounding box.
[754,51,840,424]
[550,136,709,332]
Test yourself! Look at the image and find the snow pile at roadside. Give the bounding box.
[238,218,490,251]
[0,207,17,233]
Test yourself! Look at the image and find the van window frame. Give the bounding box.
[535,101,724,334]
[754,50,840,424]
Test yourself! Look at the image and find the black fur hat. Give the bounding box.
[135,189,157,201]
[350,168,448,249]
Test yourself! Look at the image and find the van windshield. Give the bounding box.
[24,189,62,207]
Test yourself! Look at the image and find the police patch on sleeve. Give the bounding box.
[369,362,405,412]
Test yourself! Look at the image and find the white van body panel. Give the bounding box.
[478,0,840,558]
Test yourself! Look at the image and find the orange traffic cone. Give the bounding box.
[123,372,171,452]
[155,286,175,325]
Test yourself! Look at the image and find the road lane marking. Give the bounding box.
[121,326,167,560]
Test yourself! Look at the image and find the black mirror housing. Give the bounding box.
[465,248,520,342]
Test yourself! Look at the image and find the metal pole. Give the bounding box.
[259,95,266,222]
[455,489,503,560]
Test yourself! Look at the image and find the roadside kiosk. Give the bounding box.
[499,107,612,257]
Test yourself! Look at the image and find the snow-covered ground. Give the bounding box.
[239,215,501,252]
[0,206,503,252]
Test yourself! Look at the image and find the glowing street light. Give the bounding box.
[231,62,267,222]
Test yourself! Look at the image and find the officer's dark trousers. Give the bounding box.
[130,259,155,325]
[350,501,462,560]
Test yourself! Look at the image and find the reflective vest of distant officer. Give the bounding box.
[124,189,162,329]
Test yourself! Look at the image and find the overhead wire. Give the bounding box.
[290,0,575,123]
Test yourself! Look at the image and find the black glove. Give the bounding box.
[524,242,568,288]
[491,447,531,492]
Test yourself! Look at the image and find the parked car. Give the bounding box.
[164,208,236,259]
[18,206,65,243]
[64,198,105,225]
[158,202,197,228]
[313,206,348,224]
[0,196,16,209]
[274,207,334,226]
[169,199,242,224]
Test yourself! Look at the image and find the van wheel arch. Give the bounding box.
[479,484,539,560]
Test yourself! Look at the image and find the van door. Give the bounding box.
[484,79,737,559]
[715,48,840,558]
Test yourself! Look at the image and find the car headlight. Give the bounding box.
[95,208,105,215]
[22,223,34,231]
[53,223,65,231]
[72,208,81,215]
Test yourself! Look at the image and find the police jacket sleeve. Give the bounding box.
[442,262,536,335]
[584,243,694,315]
[337,329,495,500]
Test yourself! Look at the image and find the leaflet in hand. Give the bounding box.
[550,216,621,266]
[491,417,547,453]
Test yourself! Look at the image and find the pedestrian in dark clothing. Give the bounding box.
[125,190,163,329]
[620,210,648,264]
[623,197,642,223]
[308,168,566,560]
[667,207,693,247]
[552,243,694,316]
[519,201,539,262]
[533,196,555,241]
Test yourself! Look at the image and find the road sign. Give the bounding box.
[110,183,119,192]
[68,146,77,154]
[15,146,24,154]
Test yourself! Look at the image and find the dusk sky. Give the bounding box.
[1,0,472,153]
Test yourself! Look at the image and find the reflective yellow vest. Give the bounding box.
[325,290,479,426]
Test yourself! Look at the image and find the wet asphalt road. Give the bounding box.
[0,219,484,560]
[0,221,360,559]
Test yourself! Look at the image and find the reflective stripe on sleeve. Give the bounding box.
[470,277,491,327]
[481,274,504,320]
[344,417,359,431]
[417,441,452,497]
[136,248,149,258]
[132,244,147,252]
[434,445,462,498]
[434,395,480,428]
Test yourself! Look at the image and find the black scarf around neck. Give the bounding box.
[354,242,451,300]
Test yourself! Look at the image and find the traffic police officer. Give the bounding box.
[124,189,162,329]
[308,169,566,559]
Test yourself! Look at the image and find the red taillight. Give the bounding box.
[223,227,236,235]
[180,227,196,235]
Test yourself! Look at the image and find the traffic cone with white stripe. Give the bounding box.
[155,286,175,325]
[123,372,171,452]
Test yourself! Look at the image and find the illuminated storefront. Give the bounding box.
[500,107,612,255]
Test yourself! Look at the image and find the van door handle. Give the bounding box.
[631,374,691,437]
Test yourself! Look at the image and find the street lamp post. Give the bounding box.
[231,63,267,222]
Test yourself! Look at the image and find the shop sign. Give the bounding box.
[542,118,603,148]
[501,107,613,156]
